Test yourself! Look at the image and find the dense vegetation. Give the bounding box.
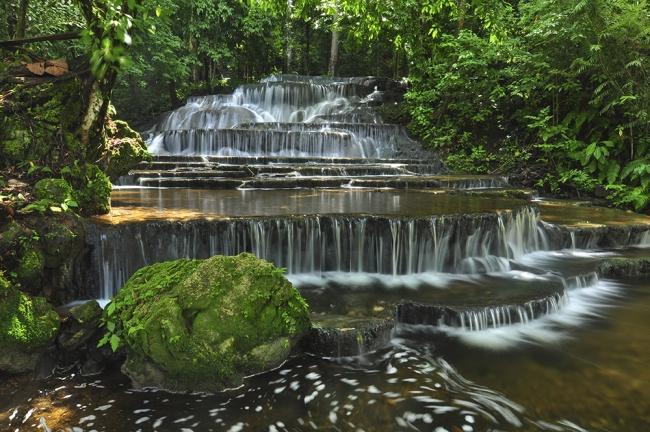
[1,0,649,213]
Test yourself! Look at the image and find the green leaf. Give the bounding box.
[106,302,116,316]
[97,333,110,348]
[606,162,620,184]
[109,334,121,352]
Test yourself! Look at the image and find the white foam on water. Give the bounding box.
[287,271,458,290]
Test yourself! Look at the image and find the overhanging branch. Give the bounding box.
[0,31,82,48]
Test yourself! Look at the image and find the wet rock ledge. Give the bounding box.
[598,257,650,278]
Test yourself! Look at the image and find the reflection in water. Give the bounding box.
[103,188,526,222]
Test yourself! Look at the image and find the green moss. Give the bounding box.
[112,120,141,139]
[104,119,151,181]
[108,253,311,391]
[0,273,9,297]
[0,221,29,256]
[16,248,45,288]
[34,178,73,203]
[598,257,650,278]
[0,272,59,350]
[41,218,82,268]
[63,163,112,216]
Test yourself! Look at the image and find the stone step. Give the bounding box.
[145,155,441,166]
[128,175,509,190]
[126,164,444,178]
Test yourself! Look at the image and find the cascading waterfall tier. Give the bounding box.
[89,206,545,299]
[397,291,569,331]
[151,128,384,158]
[151,79,372,135]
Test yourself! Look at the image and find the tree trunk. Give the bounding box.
[303,21,311,75]
[457,0,466,33]
[328,4,340,77]
[168,80,180,108]
[74,0,130,159]
[15,0,29,38]
[285,0,293,73]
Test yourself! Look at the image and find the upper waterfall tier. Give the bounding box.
[145,74,417,159]
[153,80,373,132]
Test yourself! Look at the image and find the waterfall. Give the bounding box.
[89,206,546,299]
[396,292,570,331]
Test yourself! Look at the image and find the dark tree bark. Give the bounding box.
[0,31,81,48]
[328,5,340,77]
[15,0,29,38]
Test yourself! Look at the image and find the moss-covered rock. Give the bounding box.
[33,178,73,203]
[104,119,151,181]
[58,300,103,352]
[0,220,30,256]
[598,257,650,278]
[107,253,311,391]
[63,163,112,216]
[16,247,45,288]
[40,217,84,269]
[0,272,60,374]
[1,213,89,303]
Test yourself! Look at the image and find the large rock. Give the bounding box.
[104,118,151,181]
[0,273,60,374]
[107,253,311,392]
[1,213,89,303]
[598,257,650,278]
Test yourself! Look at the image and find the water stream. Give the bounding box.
[2,75,650,431]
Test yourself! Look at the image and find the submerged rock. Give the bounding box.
[303,316,395,357]
[0,273,60,374]
[58,300,103,351]
[108,253,310,392]
[598,257,650,278]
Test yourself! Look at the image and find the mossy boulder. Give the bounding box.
[63,163,112,216]
[0,272,60,374]
[33,178,73,203]
[39,216,84,269]
[16,247,45,288]
[598,257,650,278]
[58,300,103,352]
[107,253,311,391]
[104,119,151,181]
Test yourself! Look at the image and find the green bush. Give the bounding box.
[62,163,112,215]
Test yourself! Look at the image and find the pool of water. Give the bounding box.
[98,188,527,223]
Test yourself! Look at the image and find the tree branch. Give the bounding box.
[0,31,82,48]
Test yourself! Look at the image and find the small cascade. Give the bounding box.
[396,291,569,331]
[564,272,599,290]
[544,223,650,250]
[90,206,545,299]
[151,128,383,158]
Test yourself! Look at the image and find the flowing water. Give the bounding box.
[2,75,650,431]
